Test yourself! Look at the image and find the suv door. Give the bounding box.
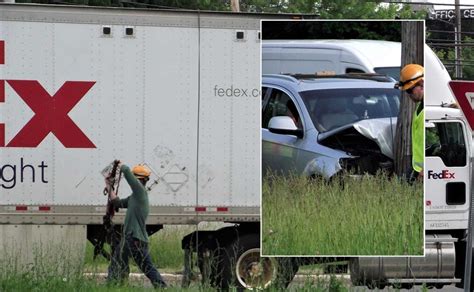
[261,86,304,176]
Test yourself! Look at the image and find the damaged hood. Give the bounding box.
[318,118,397,159]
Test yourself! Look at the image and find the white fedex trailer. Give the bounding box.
[0,3,298,289]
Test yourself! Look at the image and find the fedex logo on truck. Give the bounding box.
[0,40,96,148]
[427,170,455,179]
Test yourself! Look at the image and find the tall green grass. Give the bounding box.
[0,225,203,291]
[262,173,423,256]
[0,224,353,291]
[84,225,197,272]
[0,243,91,292]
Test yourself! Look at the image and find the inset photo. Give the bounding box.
[261,20,424,256]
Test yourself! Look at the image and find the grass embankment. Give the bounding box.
[262,173,423,256]
[0,224,352,291]
[0,226,201,291]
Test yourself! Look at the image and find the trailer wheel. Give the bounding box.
[235,247,277,289]
[218,234,297,290]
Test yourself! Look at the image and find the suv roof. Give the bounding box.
[262,73,397,92]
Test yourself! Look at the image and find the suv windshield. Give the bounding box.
[300,88,400,132]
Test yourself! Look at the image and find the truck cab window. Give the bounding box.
[262,89,301,129]
[426,122,466,167]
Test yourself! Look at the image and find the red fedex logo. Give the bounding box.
[0,41,96,148]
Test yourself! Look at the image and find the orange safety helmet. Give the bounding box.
[132,164,151,178]
[399,64,424,91]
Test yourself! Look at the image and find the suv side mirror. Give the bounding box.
[268,116,304,138]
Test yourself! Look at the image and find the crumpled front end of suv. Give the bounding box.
[316,118,396,177]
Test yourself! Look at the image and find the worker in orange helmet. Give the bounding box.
[399,64,424,181]
[106,161,166,288]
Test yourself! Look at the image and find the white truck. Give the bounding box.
[349,46,474,290]
[262,39,402,80]
[0,3,288,289]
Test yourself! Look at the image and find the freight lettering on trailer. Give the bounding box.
[0,40,96,148]
[0,40,94,189]
[0,158,48,189]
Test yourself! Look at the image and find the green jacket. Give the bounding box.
[113,165,149,243]
[412,102,424,172]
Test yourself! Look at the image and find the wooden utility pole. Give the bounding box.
[231,0,240,12]
[394,21,424,177]
[455,0,462,78]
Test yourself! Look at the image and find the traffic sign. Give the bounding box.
[449,80,474,131]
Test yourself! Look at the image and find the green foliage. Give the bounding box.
[317,0,398,19]
[262,21,403,41]
[241,0,424,18]
[14,0,427,19]
[262,172,424,256]
[435,36,474,80]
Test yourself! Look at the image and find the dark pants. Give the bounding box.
[107,234,167,288]
[408,169,420,185]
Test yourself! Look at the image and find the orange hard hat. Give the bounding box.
[399,64,424,91]
[132,164,151,178]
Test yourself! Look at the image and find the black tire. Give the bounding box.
[216,234,297,290]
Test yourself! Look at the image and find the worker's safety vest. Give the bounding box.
[412,102,424,172]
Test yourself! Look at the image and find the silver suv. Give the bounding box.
[262,74,401,178]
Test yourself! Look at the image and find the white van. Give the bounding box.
[262,39,401,80]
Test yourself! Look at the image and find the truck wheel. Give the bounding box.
[234,247,277,289]
[218,234,297,290]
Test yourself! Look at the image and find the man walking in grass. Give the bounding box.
[106,161,167,288]
[399,64,424,181]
